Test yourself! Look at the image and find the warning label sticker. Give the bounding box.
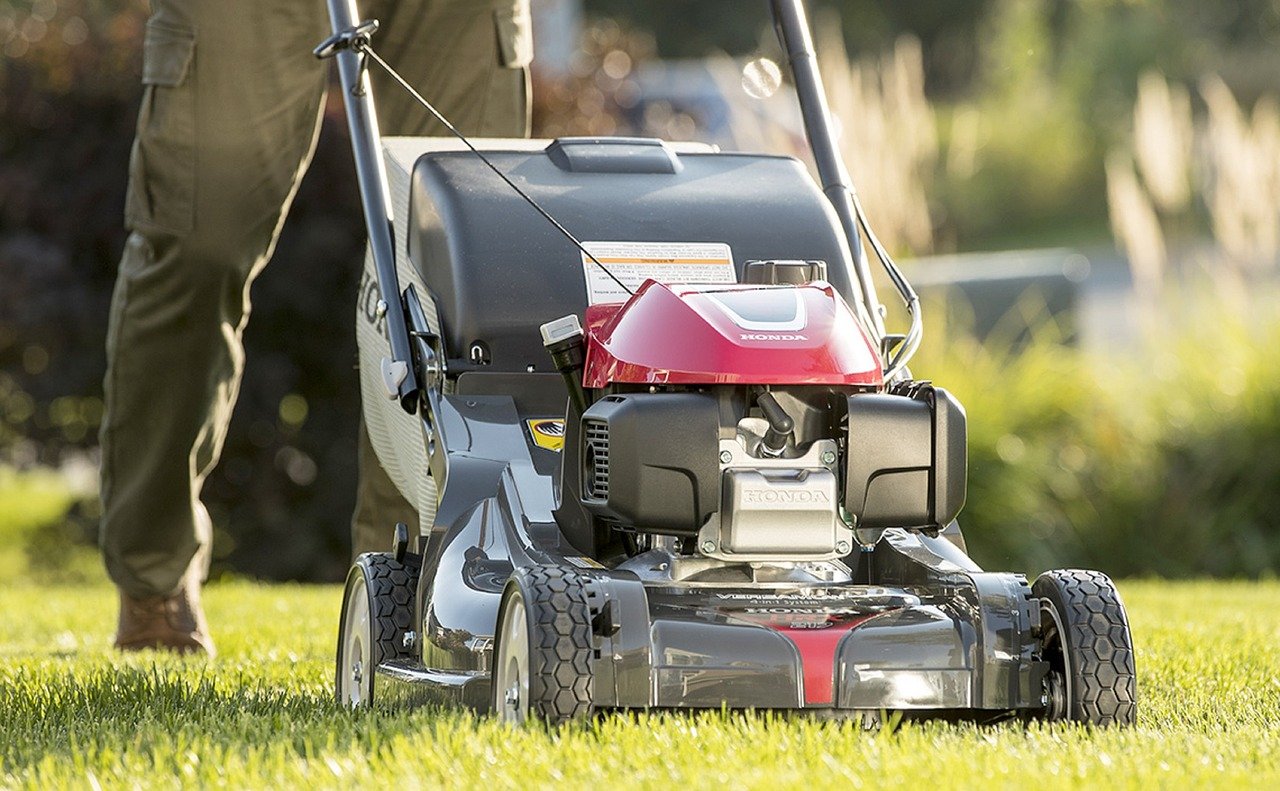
[526,419,565,451]
[581,241,736,304]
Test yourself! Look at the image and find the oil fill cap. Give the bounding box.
[743,259,828,285]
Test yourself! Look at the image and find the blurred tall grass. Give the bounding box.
[1108,70,1280,304]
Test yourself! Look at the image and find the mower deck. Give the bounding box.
[373,534,1043,716]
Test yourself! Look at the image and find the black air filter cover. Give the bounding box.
[844,387,967,529]
[579,392,720,535]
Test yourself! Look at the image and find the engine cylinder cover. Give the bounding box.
[721,468,839,555]
[698,438,853,562]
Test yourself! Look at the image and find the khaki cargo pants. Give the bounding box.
[100,0,531,598]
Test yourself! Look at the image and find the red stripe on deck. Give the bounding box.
[742,613,876,706]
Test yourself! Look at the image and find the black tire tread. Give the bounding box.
[514,565,594,723]
[1034,568,1137,726]
[358,552,421,663]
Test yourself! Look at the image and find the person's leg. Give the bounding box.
[370,0,533,137]
[349,0,532,558]
[100,0,329,651]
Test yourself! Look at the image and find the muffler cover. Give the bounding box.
[721,468,839,555]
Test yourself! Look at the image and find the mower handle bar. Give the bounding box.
[770,0,921,377]
[323,0,418,410]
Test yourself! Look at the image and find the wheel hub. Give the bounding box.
[1038,600,1074,721]
[339,575,372,708]
[494,593,530,724]
[1044,669,1067,719]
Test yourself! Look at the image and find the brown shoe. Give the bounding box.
[114,575,216,657]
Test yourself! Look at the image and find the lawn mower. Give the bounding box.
[324,0,1137,725]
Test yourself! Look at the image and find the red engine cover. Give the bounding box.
[582,280,884,387]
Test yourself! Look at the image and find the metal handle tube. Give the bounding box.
[771,0,885,337]
[326,0,419,409]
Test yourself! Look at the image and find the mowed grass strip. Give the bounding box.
[1,579,1278,789]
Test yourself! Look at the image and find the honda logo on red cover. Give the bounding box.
[740,333,809,341]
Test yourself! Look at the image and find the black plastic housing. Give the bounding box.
[844,387,967,529]
[578,393,720,535]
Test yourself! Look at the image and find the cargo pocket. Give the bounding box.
[125,20,196,236]
[493,2,533,69]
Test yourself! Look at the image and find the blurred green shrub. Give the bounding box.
[915,292,1280,577]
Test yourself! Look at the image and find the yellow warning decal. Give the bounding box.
[526,419,566,451]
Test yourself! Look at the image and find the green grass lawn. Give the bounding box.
[1,578,1278,789]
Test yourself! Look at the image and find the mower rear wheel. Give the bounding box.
[492,565,594,725]
[335,552,419,708]
[1033,569,1137,726]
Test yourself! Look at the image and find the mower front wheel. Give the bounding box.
[335,552,419,708]
[492,565,595,725]
[1034,569,1137,726]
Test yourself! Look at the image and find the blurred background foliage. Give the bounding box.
[913,293,1280,577]
[2,0,1279,581]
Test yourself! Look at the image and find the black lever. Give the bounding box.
[315,19,380,96]
[314,19,379,59]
